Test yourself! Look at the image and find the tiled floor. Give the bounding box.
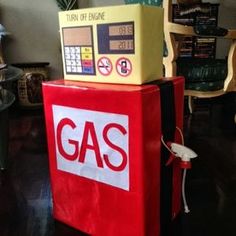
[0,93,235,236]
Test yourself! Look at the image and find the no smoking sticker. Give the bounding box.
[97,57,113,76]
[116,58,132,77]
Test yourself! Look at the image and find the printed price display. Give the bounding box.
[109,24,134,36]
[110,40,134,51]
[97,22,135,54]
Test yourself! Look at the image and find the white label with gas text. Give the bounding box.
[52,105,129,190]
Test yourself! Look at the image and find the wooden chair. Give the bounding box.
[163,0,236,113]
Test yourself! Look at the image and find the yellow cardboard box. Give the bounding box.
[59,4,163,85]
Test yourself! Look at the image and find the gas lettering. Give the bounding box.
[78,121,104,168]
[57,118,79,161]
[56,119,128,171]
[53,105,129,190]
[103,123,128,171]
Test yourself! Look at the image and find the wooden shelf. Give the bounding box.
[172,3,219,59]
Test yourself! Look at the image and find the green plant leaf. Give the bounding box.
[55,0,78,11]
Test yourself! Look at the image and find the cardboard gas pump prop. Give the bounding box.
[43,3,197,236]
[59,4,163,84]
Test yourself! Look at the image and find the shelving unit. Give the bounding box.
[172,3,219,58]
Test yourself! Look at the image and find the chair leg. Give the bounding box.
[188,96,194,114]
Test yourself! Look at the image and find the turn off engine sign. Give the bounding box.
[52,105,129,190]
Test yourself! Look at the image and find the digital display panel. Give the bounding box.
[109,24,134,36]
[109,40,134,51]
[97,22,135,54]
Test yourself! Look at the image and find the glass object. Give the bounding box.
[0,89,15,170]
[0,66,22,170]
[0,65,23,87]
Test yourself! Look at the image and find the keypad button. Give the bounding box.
[67,66,72,72]
[83,67,94,74]
[66,60,71,66]
[70,54,76,59]
[72,66,77,72]
[82,53,93,60]
[76,54,81,60]
[81,47,92,54]
[65,53,71,59]
[77,67,82,73]
[76,60,82,66]
[71,60,76,66]
[65,47,70,53]
[75,47,81,53]
[70,47,75,53]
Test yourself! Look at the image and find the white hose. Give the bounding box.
[182,169,190,213]
[176,126,191,213]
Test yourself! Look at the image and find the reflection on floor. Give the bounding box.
[181,93,236,236]
[0,93,235,236]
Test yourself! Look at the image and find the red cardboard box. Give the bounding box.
[42,77,184,236]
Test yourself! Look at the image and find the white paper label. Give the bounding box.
[52,105,129,190]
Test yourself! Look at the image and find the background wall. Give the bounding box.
[0,0,235,79]
[0,0,62,78]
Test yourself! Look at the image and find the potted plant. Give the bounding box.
[55,0,79,10]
